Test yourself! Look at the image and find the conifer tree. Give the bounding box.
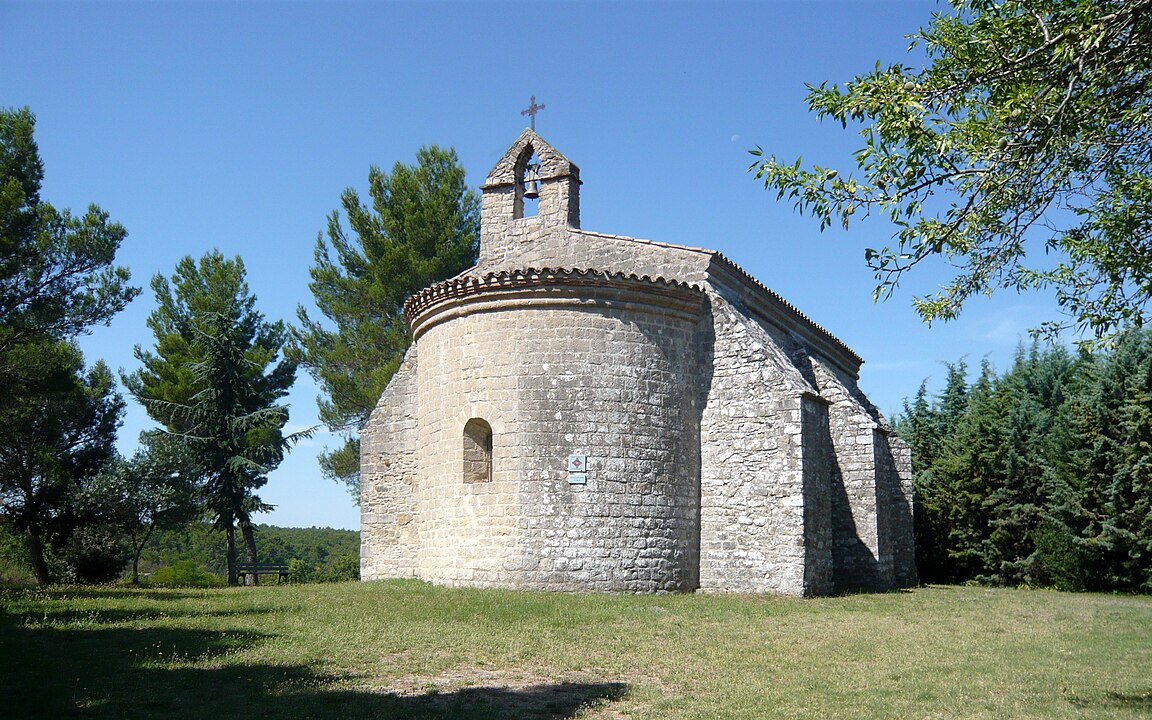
[901,360,971,582]
[0,107,136,584]
[294,146,479,496]
[1048,330,1152,591]
[979,344,1071,584]
[936,361,1003,581]
[125,252,302,584]
[0,107,137,357]
[898,339,1151,590]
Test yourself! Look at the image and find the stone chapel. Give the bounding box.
[359,129,917,596]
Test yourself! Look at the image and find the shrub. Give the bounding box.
[0,522,33,585]
[287,557,314,583]
[285,555,358,584]
[148,560,223,587]
[315,555,359,583]
[62,525,130,584]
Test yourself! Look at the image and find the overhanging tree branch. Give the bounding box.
[752,0,1152,345]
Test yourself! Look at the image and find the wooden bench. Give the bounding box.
[236,562,290,584]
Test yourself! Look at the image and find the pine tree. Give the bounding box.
[980,344,1072,584]
[902,337,1152,590]
[0,107,136,584]
[0,107,137,357]
[901,360,972,582]
[1049,330,1152,591]
[1105,334,1152,590]
[294,146,479,497]
[933,360,1003,581]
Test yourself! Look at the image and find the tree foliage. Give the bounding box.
[897,335,1152,591]
[76,434,202,584]
[294,146,479,495]
[1045,331,1152,589]
[0,107,136,584]
[0,107,137,359]
[0,339,123,584]
[138,522,359,584]
[751,0,1152,344]
[125,251,303,584]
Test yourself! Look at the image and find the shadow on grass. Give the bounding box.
[1069,691,1152,711]
[25,605,282,627]
[830,586,916,597]
[0,604,628,719]
[387,682,629,718]
[18,587,219,601]
[1,587,288,627]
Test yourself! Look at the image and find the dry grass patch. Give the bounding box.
[383,666,629,718]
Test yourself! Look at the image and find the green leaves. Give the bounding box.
[0,106,136,584]
[294,146,479,496]
[897,333,1152,590]
[0,339,124,584]
[126,252,306,577]
[752,0,1152,344]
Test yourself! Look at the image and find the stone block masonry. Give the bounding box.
[360,128,916,595]
[404,269,705,592]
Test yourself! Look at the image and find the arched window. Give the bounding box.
[463,418,493,483]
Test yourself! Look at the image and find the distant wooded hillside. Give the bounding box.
[139,523,359,582]
[0,522,359,585]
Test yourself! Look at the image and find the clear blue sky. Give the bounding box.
[1,0,1061,531]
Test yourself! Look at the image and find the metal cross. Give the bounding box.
[521,95,545,131]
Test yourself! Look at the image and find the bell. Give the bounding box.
[523,179,540,199]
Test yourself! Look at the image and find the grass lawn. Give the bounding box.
[1,581,1149,719]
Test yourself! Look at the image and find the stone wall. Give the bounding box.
[480,127,581,239]
[404,272,706,592]
[696,293,818,595]
[360,349,420,580]
[693,282,910,594]
[479,223,714,288]
[806,359,917,590]
[800,394,835,595]
[880,433,918,587]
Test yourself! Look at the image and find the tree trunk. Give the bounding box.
[240,520,258,586]
[226,523,238,585]
[26,526,51,586]
[130,524,156,585]
[131,535,140,585]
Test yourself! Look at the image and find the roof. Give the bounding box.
[404,266,702,324]
[481,128,580,189]
[568,229,863,367]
